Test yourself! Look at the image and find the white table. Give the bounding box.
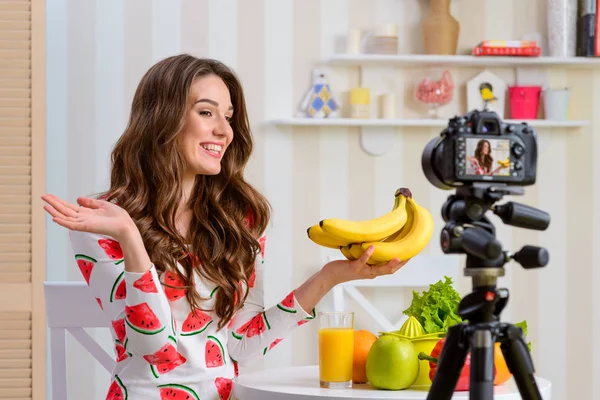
[232,365,552,400]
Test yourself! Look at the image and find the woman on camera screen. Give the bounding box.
[467,139,509,176]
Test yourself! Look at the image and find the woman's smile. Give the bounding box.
[200,141,224,158]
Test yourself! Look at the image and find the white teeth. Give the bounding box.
[201,144,223,153]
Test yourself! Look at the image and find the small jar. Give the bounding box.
[350,88,370,118]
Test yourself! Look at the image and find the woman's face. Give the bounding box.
[178,74,234,178]
[482,141,490,155]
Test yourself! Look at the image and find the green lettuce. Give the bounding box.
[402,276,463,334]
[515,320,532,352]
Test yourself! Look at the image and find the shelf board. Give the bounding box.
[270,118,590,128]
[327,54,600,68]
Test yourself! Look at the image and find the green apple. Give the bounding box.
[365,335,419,390]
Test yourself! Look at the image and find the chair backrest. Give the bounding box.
[326,254,461,332]
[44,281,115,400]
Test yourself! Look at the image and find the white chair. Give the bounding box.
[44,281,115,400]
[327,254,461,332]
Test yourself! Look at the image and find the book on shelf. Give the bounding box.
[577,0,598,56]
[472,45,541,57]
[478,40,537,48]
[596,0,600,55]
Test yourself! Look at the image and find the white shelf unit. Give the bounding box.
[285,54,595,155]
[270,118,590,156]
[271,118,590,129]
[327,54,600,68]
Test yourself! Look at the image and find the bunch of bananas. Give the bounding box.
[497,158,510,168]
[307,188,434,265]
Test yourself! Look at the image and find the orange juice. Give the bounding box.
[318,327,354,383]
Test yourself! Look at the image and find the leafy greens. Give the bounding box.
[402,276,463,334]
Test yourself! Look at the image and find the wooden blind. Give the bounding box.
[0,0,45,398]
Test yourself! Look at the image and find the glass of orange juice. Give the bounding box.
[318,311,354,388]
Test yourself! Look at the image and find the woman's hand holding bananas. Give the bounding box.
[321,245,407,286]
[293,245,405,316]
[307,187,434,266]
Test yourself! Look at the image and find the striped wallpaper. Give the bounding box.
[45,0,599,399]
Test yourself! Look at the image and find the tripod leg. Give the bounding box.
[500,325,543,400]
[426,324,469,400]
[469,327,495,400]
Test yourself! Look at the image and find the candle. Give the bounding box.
[379,93,396,119]
[346,29,363,54]
[350,88,370,118]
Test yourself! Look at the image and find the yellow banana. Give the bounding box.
[344,243,388,266]
[339,245,357,261]
[307,225,352,248]
[344,243,364,260]
[384,202,414,242]
[320,188,411,243]
[361,196,434,263]
[498,159,510,168]
[341,194,415,264]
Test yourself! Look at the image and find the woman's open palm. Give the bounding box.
[41,194,134,240]
[323,245,410,285]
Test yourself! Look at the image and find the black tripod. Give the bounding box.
[426,183,550,400]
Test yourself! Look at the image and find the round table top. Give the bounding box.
[232,365,552,400]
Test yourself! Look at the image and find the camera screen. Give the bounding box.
[465,138,511,176]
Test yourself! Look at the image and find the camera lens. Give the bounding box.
[422,137,451,190]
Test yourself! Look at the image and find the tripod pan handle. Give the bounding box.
[513,246,549,268]
[461,227,503,261]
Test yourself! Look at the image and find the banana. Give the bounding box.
[344,243,388,266]
[344,243,364,260]
[340,193,415,264]
[498,158,510,168]
[342,198,415,263]
[360,196,434,263]
[339,245,357,261]
[384,202,414,242]
[307,225,352,248]
[319,188,411,243]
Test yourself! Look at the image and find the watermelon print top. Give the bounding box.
[69,230,316,400]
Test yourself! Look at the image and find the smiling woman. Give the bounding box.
[180,78,235,177]
[41,54,406,399]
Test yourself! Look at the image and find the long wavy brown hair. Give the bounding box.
[100,54,271,330]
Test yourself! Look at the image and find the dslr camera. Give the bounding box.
[422,109,537,190]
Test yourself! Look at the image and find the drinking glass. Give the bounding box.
[318,311,354,388]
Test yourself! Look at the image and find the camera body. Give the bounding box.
[422,109,537,190]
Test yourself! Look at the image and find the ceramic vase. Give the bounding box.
[422,0,460,55]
